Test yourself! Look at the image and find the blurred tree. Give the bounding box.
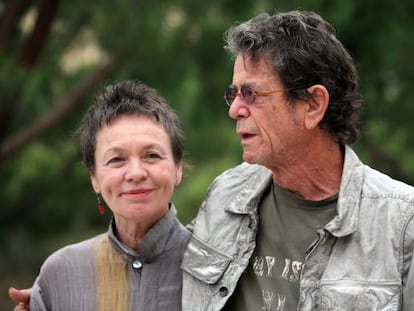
[1,0,414,309]
[0,1,242,307]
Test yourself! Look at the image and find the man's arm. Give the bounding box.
[403,217,414,310]
[8,287,31,311]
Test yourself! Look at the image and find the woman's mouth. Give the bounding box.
[123,189,153,200]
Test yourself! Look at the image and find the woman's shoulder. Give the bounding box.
[40,233,106,273]
[32,234,106,307]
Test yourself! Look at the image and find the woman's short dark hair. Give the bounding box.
[78,80,184,173]
[224,10,363,145]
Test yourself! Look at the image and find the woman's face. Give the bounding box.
[90,114,182,229]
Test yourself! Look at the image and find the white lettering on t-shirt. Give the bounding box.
[253,256,265,276]
[251,255,303,311]
[262,290,286,311]
[265,256,276,277]
[280,258,302,282]
[252,256,279,278]
[291,260,303,282]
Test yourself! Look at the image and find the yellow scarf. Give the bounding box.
[94,235,130,311]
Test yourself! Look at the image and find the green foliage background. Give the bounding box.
[1,0,414,308]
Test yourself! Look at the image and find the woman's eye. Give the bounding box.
[107,157,124,164]
[147,152,162,159]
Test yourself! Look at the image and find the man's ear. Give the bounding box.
[303,84,329,130]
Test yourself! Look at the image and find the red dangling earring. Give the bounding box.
[96,193,105,214]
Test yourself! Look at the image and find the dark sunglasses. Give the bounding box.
[224,84,301,107]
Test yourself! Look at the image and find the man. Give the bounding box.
[180,10,414,311]
[9,10,414,311]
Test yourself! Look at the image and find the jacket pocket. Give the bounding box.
[181,234,232,284]
[320,281,401,310]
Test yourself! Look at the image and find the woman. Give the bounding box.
[23,80,191,310]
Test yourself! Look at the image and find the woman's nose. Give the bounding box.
[125,160,148,181]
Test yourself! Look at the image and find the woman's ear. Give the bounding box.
[175,161,183,186]
[90,173,100,193]
[303,84,329,130]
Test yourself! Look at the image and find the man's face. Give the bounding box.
[228,54,306,169]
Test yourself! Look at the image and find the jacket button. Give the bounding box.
[219,286,228,297]
[132,260,142,270]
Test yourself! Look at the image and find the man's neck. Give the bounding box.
[271,143,344,201]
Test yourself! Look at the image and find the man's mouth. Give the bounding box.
[242,133,254,139]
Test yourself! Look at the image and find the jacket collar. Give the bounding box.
[225,146,363,237]
[325,145,363,237]
[108,203,183,264]
[224,163,273,215]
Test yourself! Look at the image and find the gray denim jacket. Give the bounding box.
[181,146,414,310]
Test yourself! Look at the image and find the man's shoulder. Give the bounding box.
[344,146,414,202]
[220,162,269,177]
[363,165,414,201]
[210,162,271,191]
[200,162,272,211]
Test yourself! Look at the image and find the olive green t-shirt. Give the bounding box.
[224,182,337,311]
